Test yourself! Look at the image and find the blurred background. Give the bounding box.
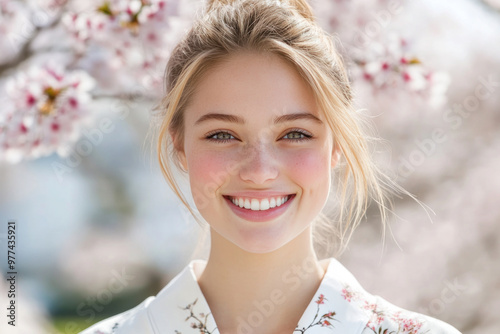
[0,0,499,333]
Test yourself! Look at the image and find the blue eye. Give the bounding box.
[205,129,313,144]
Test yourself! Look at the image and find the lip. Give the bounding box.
[223,194,296,223]
[223,191,295,199]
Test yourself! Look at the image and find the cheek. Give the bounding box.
[284,148,331,187]
[187,149,235,206]
[189,151,224,183]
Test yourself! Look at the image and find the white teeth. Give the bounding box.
[230,195,291,211]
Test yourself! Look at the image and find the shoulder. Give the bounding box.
[359,294,462,334]
[78,296,155,334]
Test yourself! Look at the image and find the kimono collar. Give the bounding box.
[146,258,370,334]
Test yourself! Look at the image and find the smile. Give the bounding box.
[228,195,291,211]
[223,194,296,222]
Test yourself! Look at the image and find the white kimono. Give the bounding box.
[79,258,462,334]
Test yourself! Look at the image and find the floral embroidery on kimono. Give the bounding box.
[175,298,218,334]
[340,284,435,334]
[79,258,462,334]
[294,294,338,333]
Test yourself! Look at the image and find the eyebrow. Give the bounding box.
[194,112,323,126]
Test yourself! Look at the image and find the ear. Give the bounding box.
[331,142,341,168]
[170,130,188,172]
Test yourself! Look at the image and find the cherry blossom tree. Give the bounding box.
[0,0,449,164]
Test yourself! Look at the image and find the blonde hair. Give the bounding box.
[151,0,421,258]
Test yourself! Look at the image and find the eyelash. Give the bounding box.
[204,128,313,144]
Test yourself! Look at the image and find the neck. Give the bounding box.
[197,226,328,334]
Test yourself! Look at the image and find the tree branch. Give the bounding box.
[0,4,67,77]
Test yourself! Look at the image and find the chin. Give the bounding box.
[230,228,298,254]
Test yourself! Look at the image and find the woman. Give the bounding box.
[81,0,462,333]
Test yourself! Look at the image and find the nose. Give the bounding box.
[238,142,279,185]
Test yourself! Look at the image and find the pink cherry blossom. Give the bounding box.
[0,62,95,163]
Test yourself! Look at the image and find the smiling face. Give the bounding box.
[173,51,340,253]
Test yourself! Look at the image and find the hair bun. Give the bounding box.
[205,0,316,23]
[287,0,315,22]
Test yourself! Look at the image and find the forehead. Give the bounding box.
[184,51,321,122]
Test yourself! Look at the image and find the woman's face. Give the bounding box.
[175,51,340,253]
